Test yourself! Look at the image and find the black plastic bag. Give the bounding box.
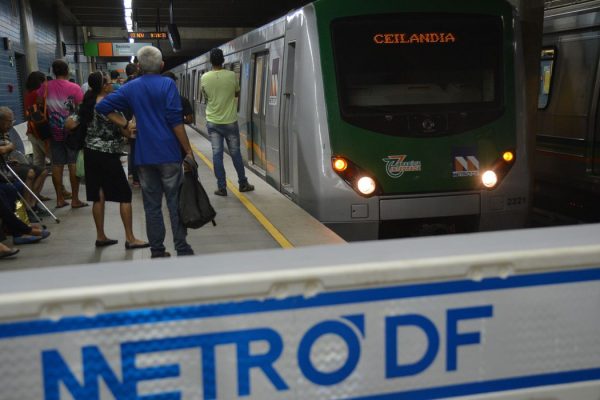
[179,161,216,229]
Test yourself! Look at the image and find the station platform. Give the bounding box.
[0,127,344,271]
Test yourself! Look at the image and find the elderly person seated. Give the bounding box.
[0,123,50,245]
[0,107,48,212]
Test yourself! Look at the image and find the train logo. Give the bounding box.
[452,155,480,178]
[383,155,422,178]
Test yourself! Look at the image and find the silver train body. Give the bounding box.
[172,2,530,240]
[537,0,600,221]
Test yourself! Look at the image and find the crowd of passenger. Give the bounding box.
[0,45,254,260]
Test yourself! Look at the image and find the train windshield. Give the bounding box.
[331,13,504,133]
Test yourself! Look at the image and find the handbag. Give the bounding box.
[26,83,52,140]
[65,120,87,150]
[179,159,216,229]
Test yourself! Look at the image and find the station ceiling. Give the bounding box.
[61,0,311,28]
[59,0,312,65]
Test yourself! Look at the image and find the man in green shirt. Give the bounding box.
[201,48,254,196]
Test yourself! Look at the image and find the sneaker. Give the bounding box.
[151,251,171,259]
[239,182,254,192]
[13,235,42,245]
[214,188,227,196]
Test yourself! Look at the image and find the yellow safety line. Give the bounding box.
[191,144,294,249]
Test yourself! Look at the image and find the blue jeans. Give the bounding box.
[207,122,248,189]
[137,163,193,256]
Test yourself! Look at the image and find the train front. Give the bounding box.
[313,0,529,240]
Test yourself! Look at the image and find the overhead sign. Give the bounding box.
[128,32,168,40]
[83,42,153,57]
[112,42,153,57]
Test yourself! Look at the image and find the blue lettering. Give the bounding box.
[446,305,494,371]
[43,346,126,400]
[236,328,289,396]
[121,328,287,400]
[298,319,362,385]
[385,314,439,378]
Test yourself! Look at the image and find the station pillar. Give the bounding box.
[18,0,38,74]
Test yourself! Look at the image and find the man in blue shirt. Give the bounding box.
[96,46,194,258]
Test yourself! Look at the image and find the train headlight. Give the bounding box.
[331,156,380,197]
[502,151,514,163]
[357,176,376,195]
[481,170,498,188]
[332,157,348,172]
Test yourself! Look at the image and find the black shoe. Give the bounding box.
[0,248,19,258]
[239,182,254,192]
[214,188,227,196]
[151,251,171,259]
[95,239,118,247]
[125,241,150,250]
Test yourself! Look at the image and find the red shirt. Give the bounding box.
[24,91,38,136]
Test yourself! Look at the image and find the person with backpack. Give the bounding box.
[24,71,49,174]
[65,71,149,249]
[37,60,85,209]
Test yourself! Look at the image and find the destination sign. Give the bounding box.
[128,32,168,40]
[374,32,456,44]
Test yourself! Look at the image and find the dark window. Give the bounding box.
[233,61,241,111]
[331,13,505,136]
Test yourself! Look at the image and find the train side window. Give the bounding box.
[191,70,197,101]
[197,70,204,103]
[233,61,241,111]
[538,48,556,110]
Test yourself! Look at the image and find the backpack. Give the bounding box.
[179,160,216,229]
[25,83,52,140]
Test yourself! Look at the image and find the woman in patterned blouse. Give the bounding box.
[66,72,149,249]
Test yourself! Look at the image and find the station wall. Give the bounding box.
[0,0,89,123]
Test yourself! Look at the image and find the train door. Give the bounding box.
[250,52,269,172]
[280,42,297,198]
[190,70,196,124]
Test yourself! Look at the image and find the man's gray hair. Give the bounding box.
[137,46,163,74]
[0,106,13,120]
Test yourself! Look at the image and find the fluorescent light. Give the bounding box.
[123,0,133,33]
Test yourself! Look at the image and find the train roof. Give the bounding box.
[544,0,600,33]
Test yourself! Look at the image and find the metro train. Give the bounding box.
[172,0,530,241]
[536,0,600,222]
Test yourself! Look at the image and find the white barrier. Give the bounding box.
[1,224,600,399]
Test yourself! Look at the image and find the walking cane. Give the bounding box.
[0,159,60,224]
